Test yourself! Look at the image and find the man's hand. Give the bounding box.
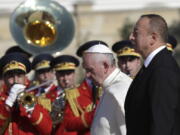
[5,84,26,107]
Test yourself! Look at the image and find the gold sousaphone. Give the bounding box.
[10,0,75,55]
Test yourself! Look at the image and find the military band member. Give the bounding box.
[52,55,92,135]
[50,55,79,135]
[112,40,142,78]
[0,46,33,95]
[31,53,58,102]
[51,55,79,90]
[0,52,52,135]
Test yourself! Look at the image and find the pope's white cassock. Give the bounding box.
[91,68,132,135]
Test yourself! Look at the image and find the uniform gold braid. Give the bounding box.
[3,61,26,74]
[81,113,88,128]
[74,98,84,114]
[73,94,90,127]
[35,60,50,70]
[65,89,80,117]
[117,47,141,57]
[65,89,92,127]
[32,112,43,125]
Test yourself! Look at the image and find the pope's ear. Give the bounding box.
[103,61,109,73]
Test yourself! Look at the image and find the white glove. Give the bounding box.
[5,84,26,107]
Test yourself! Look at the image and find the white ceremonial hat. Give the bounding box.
[85,44,113,54]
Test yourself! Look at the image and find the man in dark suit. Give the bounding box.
[125,14,180,135]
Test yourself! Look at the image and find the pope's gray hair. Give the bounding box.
[91,53,116,67]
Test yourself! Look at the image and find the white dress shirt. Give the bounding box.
[91,68,132,135]
[144,46,166,67]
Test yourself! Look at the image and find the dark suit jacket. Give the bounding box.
[125,48,180,135]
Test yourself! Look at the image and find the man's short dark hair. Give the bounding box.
[141,14,168,42]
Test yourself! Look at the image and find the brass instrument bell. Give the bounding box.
[17,92,36,109]
[10,0,75,55]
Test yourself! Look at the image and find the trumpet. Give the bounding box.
[17,80,54,109]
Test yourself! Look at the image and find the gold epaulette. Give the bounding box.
[65,88,81,117]
[37,95,51,112]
